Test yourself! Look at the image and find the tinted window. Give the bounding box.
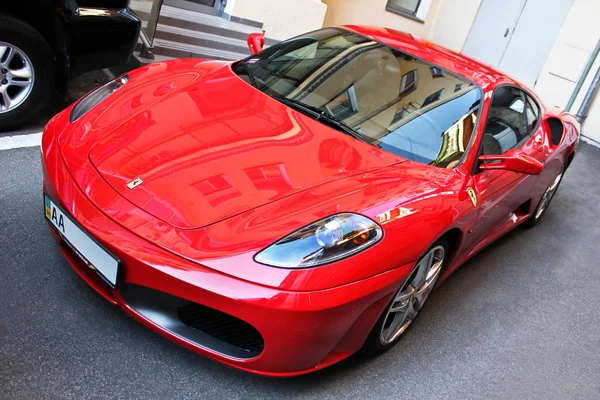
[234,28,482,168]
[480,86,531,156]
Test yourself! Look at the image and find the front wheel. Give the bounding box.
[362,239,448,356]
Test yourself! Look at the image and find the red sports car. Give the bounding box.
[42,26,579,376]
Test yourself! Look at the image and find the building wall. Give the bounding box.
[226,0,328,41]
[322,0,442,39]
[533,0,600,142]
[430,0,481,51]
[321,0,483,53]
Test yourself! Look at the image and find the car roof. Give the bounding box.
[341,25,520,93]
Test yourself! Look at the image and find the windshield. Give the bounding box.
[233,28,482,168]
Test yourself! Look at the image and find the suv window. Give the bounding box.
[480,86,531,156]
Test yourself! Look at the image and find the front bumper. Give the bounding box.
[41,122,412,376]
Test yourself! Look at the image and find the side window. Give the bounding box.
[480,86,530,156]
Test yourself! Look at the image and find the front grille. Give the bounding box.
[178,303,264,355]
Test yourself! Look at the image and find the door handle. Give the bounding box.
[504,28,510,37]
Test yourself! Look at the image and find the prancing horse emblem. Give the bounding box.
[467,187,477,207]
[127,177,144,189]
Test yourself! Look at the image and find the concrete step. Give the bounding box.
[154,24,250,56]
[131,1,266,35]
[160,4,263,32]
[151,38,248,60]
[130,1,278,61]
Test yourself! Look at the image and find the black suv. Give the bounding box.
[0,0,141,130]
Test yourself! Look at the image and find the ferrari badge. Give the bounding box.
[467,187,477,207]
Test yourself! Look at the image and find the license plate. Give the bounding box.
[45,195,120,287]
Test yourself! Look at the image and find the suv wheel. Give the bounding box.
[0,15,55,131]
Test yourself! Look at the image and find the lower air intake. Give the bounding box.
[121,284,264,359]
[178,302,264,355]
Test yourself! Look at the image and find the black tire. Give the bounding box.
[524,165,565,229]
[0,14,55,131]
[361,237,449,356]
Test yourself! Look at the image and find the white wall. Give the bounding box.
[430,0,481,51]
[533,0,600,142]
[322,0,481,52]
[322,0,442,39]
[228,0,327,41]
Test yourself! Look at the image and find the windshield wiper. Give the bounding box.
[236,61,259,88]
[271,96,368,144]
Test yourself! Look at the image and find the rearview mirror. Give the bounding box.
[247,33,265,55]
[478,150,543,175]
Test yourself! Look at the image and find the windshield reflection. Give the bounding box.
[234,28,482,168]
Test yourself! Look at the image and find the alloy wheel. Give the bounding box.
[0,42,34,114]
[534,170,564,220]
[380,245,445,345]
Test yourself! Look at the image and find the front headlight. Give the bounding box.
[70,75,129,122]
[254,213,383,268]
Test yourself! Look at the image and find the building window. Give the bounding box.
[245,163,294,195]
[400,69,418,95]
[430,66,445,78]
[386,0,432,22]
[325,85,359,120]
[391,103,419,125]
[422,89,444,107]
[193,174,241,208]
[454,84,464,93]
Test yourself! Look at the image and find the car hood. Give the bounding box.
[82,60,403,229]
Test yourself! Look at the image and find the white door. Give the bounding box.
[462,0,527,67]
[463,0,574,88]
[498,0,573,87]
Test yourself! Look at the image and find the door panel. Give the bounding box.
[472,124,547,242]
[462,0,527,67]
[470,169,522,244]
[498,0,573,87]
[469,87,547,242]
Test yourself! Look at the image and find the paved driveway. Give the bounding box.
[1,143,599,399]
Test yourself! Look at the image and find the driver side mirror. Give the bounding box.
[478,149,543,175]
[247,33,265,55]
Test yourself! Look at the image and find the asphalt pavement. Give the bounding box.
[1,141,599,399]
